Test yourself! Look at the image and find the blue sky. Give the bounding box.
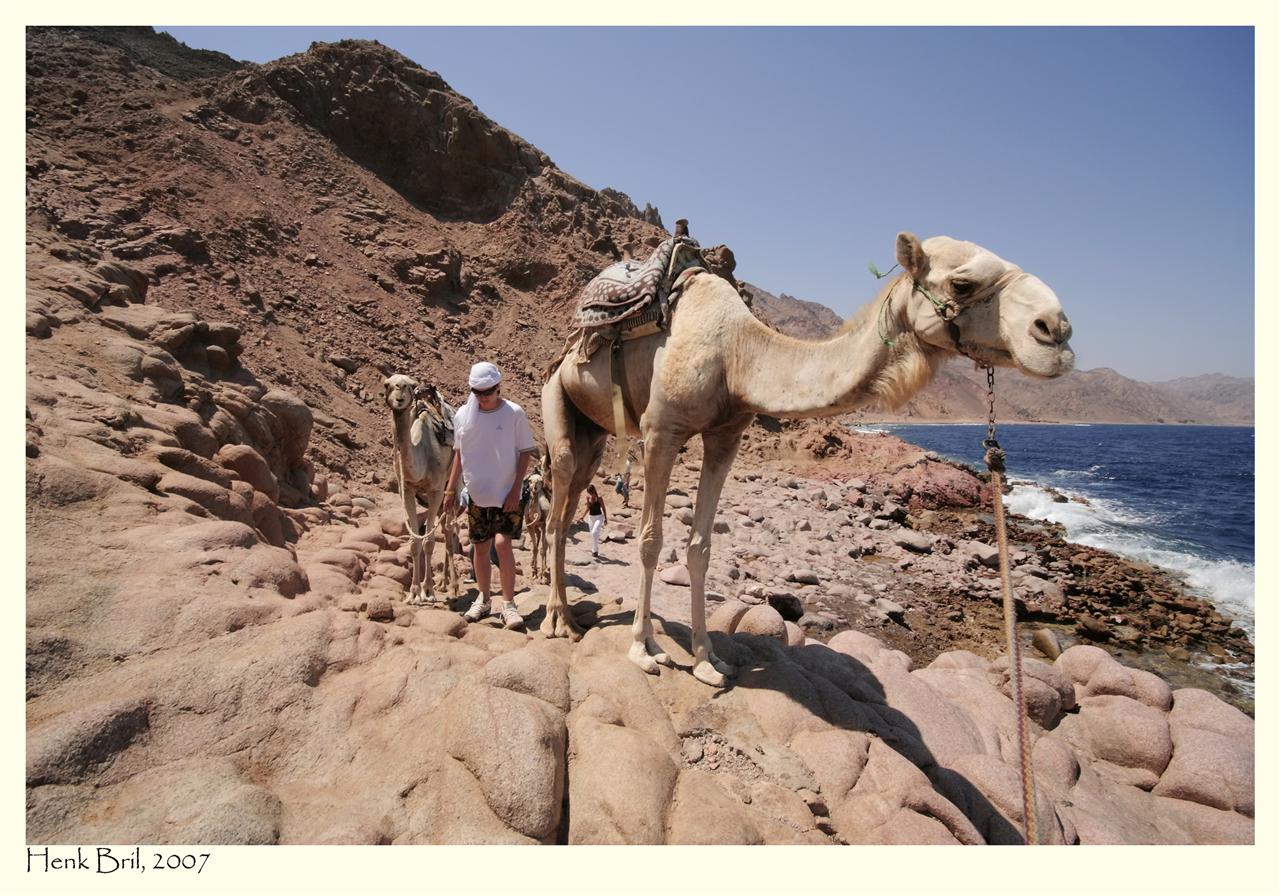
[159,26,1255,382]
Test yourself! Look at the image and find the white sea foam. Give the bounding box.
[1005,484,1255,638]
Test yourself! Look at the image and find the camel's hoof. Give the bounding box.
[540,610,584,641]
[692,661,728,688]
[628,641,661,675]
[557,614,584,642]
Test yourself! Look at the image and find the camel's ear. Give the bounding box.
[896,232,928,279]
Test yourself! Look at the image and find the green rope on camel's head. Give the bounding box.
[870,261,901,346]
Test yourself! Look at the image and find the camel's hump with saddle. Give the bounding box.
[559,220,739,467]
[564,219,738,365]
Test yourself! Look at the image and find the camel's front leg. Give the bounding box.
[685,424,750,686]
[630,432,682,675]
[529,525,543,583]
[420,502,440,606]
[400,482,428,606]
[538,524,550,585]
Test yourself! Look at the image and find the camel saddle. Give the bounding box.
[413,384,455,448]
[571,233,707,334]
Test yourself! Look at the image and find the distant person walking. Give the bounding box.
[443,362,537,629]
[615,454,633,508]
[580,483,608,558]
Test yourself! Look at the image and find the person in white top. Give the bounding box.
[443,362,538,629]
[579,483,608,558]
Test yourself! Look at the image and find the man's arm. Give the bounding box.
[442,449,462,514]
[503,448,537,513]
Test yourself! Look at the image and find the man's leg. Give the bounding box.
[473,537,494,598]
[465,535,494,621]
[493,533,516,604]
[493,532,525,630]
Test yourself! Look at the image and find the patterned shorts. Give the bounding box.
[467,502,525,543]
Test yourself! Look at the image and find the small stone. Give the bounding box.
[1032,628,1063,660]
[660,566,691,587]
[365,597,395,622]
[892,529,935,553]
[874,598,906,622]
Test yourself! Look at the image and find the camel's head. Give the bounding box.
[381,374,419,413]
[525,471,545,497]
[896,233,1075,378]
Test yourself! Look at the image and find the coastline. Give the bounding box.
[739,424,1256,715]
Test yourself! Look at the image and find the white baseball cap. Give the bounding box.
[468,361,502,390]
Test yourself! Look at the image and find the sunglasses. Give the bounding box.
[472,384,499,397]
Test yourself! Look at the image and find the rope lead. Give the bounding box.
[982,366,1039,845]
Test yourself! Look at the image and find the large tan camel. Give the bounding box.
[540,233,1075,686]
[382,374,460,606]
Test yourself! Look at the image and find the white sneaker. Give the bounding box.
[464,598,491,622]
[499,604,525,631]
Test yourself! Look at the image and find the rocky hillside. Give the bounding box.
[741,281,844,341]
[849,364,1255,426]
[25,28,1253,847]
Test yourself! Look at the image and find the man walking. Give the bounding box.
[443,362,538,629]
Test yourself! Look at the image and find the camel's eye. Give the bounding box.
[952,279,976,298]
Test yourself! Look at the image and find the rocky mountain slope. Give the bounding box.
[25,27,1253,847]
[741,281,844,341]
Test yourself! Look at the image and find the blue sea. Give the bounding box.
[855,424,1256,640]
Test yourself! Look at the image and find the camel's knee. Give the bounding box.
[686,532,712,575]
[548,444,576,482]
[638,530,664,569]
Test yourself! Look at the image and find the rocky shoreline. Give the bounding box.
[717,425,1255,716]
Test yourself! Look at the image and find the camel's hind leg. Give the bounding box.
[685,421,750,686]
[541,373,607,639]
[629,428,684,675]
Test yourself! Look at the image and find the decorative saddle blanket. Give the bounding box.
[571,235,707,331]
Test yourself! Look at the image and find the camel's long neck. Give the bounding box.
[391,408,432,483]
[731,277,941,418]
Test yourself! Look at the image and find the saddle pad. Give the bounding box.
[414,396,455,448]
[571,236,702,329]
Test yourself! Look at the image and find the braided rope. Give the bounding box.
[983,366,1039,845]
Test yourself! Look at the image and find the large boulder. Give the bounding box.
[441,683,566,842]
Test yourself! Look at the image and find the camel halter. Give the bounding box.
[869,261,1040,844]
[869,264,1024,365]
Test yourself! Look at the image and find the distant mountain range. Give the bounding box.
[743,281,1253,425]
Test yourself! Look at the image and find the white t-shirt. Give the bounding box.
[453,398,537,508]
